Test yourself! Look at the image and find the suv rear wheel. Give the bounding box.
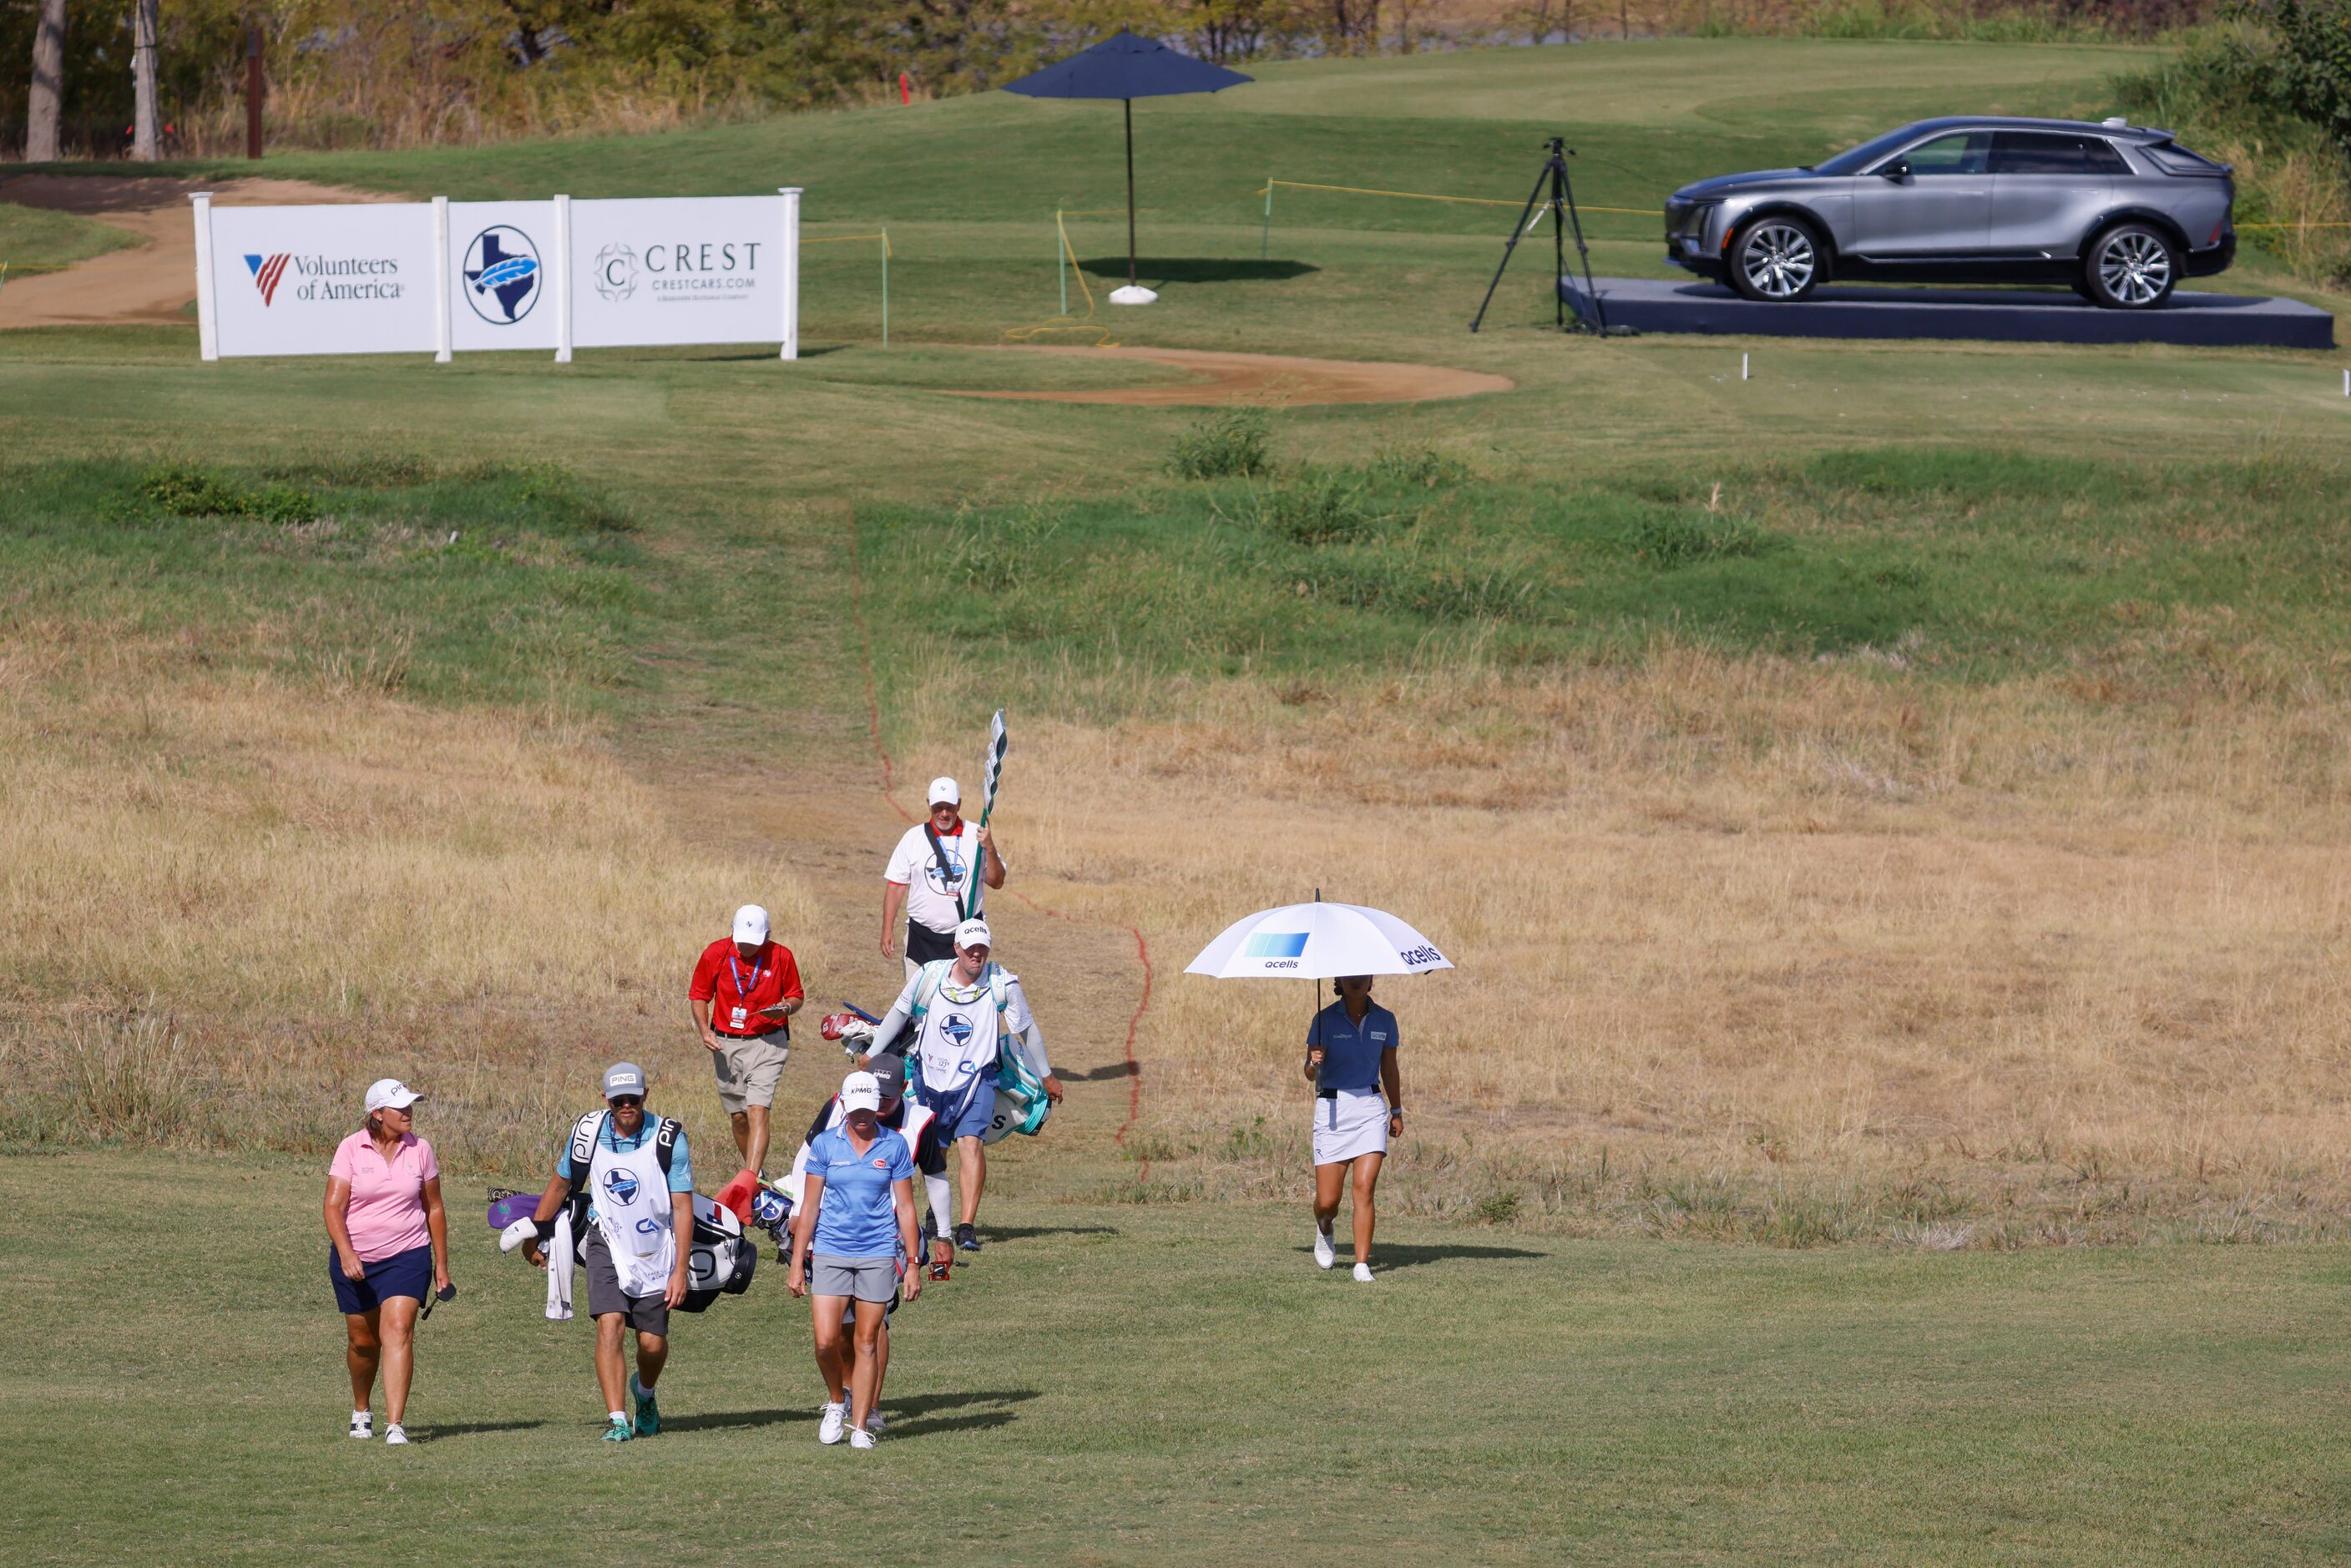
[2082,222,2178,310]
[1727,216,1823,302]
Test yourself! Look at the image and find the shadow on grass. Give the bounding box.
[1067,1061,1137,1082]
[1077,256,1319,284]
[1296,1241,1550,1272]
[405,1418,547,1441]
[663,1407,811,1433]
[887,1388,1038,1439]
[977,1224,1120,1241]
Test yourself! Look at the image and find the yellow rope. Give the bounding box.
[1264,179,1661,217]
[2238,220,2351,229]
[1004,208,1117,347]
[806,231,893,255]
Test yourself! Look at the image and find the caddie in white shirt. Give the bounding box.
[866,918,1061,1252]
[880,776,1006,986]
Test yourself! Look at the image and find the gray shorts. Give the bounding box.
[810,1254,898,1303]
[711,1029,789,1114]
[584,1232,670,1336]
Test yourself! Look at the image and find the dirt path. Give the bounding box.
[956,344,1514,407]
[0,175,396,328]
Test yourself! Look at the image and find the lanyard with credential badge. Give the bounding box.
[726,950,766,1033]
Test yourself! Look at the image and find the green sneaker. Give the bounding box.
[632,1382,660,1438]
[602,1415,634,1443]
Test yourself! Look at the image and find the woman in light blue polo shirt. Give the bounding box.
[787,1070,923,1449]
[1304,975,1403,1282]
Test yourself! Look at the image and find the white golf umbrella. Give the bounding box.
[1185,901,1453,980]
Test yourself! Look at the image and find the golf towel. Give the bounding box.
[544,1208,577,1322]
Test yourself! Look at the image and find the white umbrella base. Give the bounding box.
[1109,285,1159,305]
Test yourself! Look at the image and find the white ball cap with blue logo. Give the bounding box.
[953,918,992,952]
[732,904,769,944]
[927,776,961,807]
[602,1062,647,1100]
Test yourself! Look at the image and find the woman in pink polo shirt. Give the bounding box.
[324,1078,453,1445]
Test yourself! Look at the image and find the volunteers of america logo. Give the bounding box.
[244,253,291,306]
[594,242,640,301]
[603,1168,640,1204]
[462,225,541,324]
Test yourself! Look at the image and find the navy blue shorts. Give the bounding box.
[331,1242,432,1315]
[917,1075,997,1141]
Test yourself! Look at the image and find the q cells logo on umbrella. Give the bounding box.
[462,225,541,324]
[1241,933,1309,959]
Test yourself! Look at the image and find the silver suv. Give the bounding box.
[1664,117,2234,308]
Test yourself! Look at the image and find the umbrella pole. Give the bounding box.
[1125,98,1138,290]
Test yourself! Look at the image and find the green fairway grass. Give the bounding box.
[0,201,139,274]
[3,1149,2347,1566]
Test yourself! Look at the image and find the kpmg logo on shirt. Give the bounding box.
[1242,933,1309,959]
[603,1169,641,1204]
[940,1013,973,1047]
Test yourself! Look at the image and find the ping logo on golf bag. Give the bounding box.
[603,1168,641,1204]
[940,1013,973,1048]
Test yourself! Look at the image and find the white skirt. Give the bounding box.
[1312,1089,1389,1166]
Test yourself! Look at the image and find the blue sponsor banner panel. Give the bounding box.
[447,200,559,353]
[199,200,437,359]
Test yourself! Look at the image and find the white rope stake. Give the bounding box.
[1742,352,1749,382]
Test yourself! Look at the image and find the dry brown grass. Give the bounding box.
[0,620,823,1173]
[887,639,2351,1243]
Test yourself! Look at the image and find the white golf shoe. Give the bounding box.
[1313,1228,1336,1269]
[1352,1262,1376,1283]
[850,1428,877,1449]
[818,1402,847,1444]
[382,1424,408,1446]
[348,1411,372,1440]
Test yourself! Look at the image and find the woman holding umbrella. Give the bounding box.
[1305,976,1402,1282]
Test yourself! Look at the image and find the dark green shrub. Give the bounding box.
[1168,407,1272,480]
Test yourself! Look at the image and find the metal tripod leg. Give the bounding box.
[1469,158,1560,335]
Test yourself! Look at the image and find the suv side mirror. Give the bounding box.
[1880,159,1911,181]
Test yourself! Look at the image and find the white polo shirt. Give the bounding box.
[885,818,983,935]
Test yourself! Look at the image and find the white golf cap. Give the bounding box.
[840,1070,882,1115]
[732,903,770,944]
[364,1078,423,1113]
[927,776,961,807]
[953,917,993,951]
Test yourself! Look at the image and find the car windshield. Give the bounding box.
[1811,125,1937,176]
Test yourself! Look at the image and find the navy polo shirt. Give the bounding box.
[1307,1000,1399,1094]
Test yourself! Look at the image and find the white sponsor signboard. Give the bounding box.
[197,200,437,359]
[193,190,798,362]
[568,196,796,352]
[447,200,559,354]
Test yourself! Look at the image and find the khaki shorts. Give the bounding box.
[711,1029,789,1113]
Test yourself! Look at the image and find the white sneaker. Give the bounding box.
[348,1411,372,1440]
[850,1428,876,1449]
[818,1402,847,1444]
[1313,1228,1336,1269]
[865,1407,887,1434]
[382,1424,408,1446]
[1352,1262,1376,1283]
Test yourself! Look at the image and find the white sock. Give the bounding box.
[609,1409,628,1424]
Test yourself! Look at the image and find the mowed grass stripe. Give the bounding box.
[2,1151,2348,1565]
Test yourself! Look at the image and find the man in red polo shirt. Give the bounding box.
[689,904,804,1177]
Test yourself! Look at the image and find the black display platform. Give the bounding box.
[1558,276,2335,349]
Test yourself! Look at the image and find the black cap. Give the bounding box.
[867,1054,908,1099]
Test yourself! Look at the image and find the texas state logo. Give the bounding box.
[244,253,290,306]
[462,225,541,324]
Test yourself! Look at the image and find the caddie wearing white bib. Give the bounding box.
[520,1062,695,1442]
[866,918,1060,1253]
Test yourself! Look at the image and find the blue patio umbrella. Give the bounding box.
[1002,31,1251,301]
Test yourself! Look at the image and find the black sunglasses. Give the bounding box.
[609,1095,645,1108]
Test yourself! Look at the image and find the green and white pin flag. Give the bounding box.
[978,710,1008,827]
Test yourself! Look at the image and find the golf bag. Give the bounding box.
[908,960,1053,1144]
[680,1193,756,1312]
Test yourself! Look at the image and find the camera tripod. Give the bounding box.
[1471,135,1606,336]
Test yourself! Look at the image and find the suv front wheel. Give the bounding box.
[1727,216,1824,302]
[2083,222,2178,310]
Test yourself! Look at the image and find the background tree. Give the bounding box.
[24,0,63,160]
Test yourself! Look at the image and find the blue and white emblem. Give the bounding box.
[602,1168,641,1204]
[462,225,542,324]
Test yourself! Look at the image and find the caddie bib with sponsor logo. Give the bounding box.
[914,973,1003,1095]
[589,1132,676,1297]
